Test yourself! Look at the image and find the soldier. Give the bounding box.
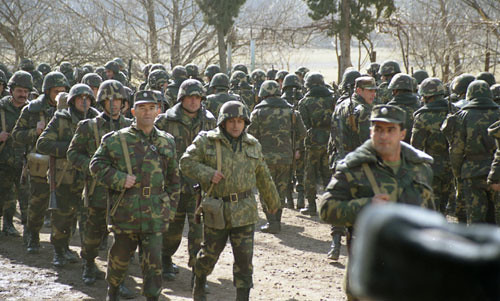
[266,68,278,81]
[186,63,204,84]
[232,63,248,75]
[36,83,99,267]
[0,63,12,81]
[488,118,500,223]
[180,100,280,301]
[476,72,496,87]
[298,72,335,216]
[140,63,152,91]
[203,64,221,95]
[449,74,475,108]
[12,71,70,253]
[319,104,435,300]
[412,70,429,86]
[155,79,216,282]
[95,67,106,81]
[274,70,288,90]
[67,80,133,292]
[366,63,381,86]
[19,58,44,93]
[0,71,32,237]
[0,70,8,98]
[37,63,52,78]
[377,60,401,104]
[411,78,455,215]
[336,69,361,105]
[386,73,421,143]
[491,84,500,105]
[104,60,127,86]
[147,69,171,111]
[165,65,188,108]
[448,80,500,225]
[59,62,76,87]
[204,73,241,118]
[90,90,180,301]
[81,73,103,100]
[247,80,306,233]
[230,70,255,111]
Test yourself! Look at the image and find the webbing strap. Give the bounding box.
[362,163,382,195]
[109,132,132,219]
[205,139,222,197]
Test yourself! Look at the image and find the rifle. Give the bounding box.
[48,156,58,211]
[290,88,297,197]
[127,58,133,83]
[194,184,202,224]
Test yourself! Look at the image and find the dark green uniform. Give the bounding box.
[204,92,241,118]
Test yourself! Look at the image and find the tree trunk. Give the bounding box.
[339,0,352,76]
[440,0,460,80]
[169,0,181,67]
[145,0,159,63]
[217,27,228,74]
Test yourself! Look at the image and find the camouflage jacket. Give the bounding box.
[487,121,500,184]
[204,91,241,118]
[298,86,335,148]
[67,113,132,207]
[30,70,44,93]
[387,92,421,143]
[0,96,27,168]
[377,81,391,104]
[230,83,256,111]
[164,81,182,109]
[319,140,435,227]
[448,98,500,179]
[247,96,306,166]
[155,102,216,194]
[282,88,303,108]
[90,124,180,234]
[179,127,280,228]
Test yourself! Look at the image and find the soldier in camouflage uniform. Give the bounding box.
[491,84,500,105]
[232,63,248,75]
[412,70,429,86]
[0,71,32,237]
[180,100,279,301]
[250,69,266,100]
[298,72,335,216]
[203,65,221,95]
[386,74,421,143]
[476,72,496,87]
[204,73,242,118]
[411,78,455,214]
[12,71,70,253]
[488,117,500,223]
[448,80,500,225]
[154,79,216,282]
[230,70,256,111]
[247,80,306,234]
[377,60,401,104]
[90,90,180,301]
[366,63,381,86]
[335,69,361,106]
[81,73,103,100]
[186,63,204,84]
[19,58,44,93]
[59,62,76,87]
[37,63,52,78]
[165,65,188,108]
[274,70,288,89]
[0,70,9,98]
[266,69,278,81]
[147,69,171,111]
[140,63,152,91]
[449,74,475,108]
[104,60,128,86]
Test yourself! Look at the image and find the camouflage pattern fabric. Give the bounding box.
[165,81,183,107]
[377,82,392,104]
[230,84,256,111]
[387,92,421,143]
[203,91,241,118]
[319,140,436,227]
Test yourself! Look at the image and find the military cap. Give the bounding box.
[250,69,266,84]
[142,63,152,76]
[230,70,247,85]
[171,65,188,81]
[81,73,102,88]
[68,83,95,105]
[366,62,380,74]
[97,79,126,104]
[355,76,377,90]
[451,74,475,96]
[0,63,12,80]
[210,73,230,89]
[0,70,6,85]
[95,66,106,80]
[59,61,73,74]
[134,90,159,107]
[8,70,33,91]
[282,74,301,89]
[370,104,406,124]
[412,70,429,85]
[419,77,445,97]
[149,63,167,73]
[42,71,70,93]
[340,69,361,91]
[466,80,493,101]
[185,63,200,78]
[476,72,496,87]
[82,64,94,73]
[491,84,500,100]
[305,72,325,89]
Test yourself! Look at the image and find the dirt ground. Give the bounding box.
[0,194,347,301]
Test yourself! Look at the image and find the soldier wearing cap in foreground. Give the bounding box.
[90,90,180,301]
[180,100,280,301]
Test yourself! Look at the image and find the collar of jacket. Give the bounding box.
[206,127,258,146]
[0,95,24,113]
[352,93,371,106]
[254,96,292,110]
[27,94,54,112]
[388,92,419,106]
[461,97,499,110]
[414,97,449,115]
[305,86,333,98]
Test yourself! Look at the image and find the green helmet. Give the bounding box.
[210,73,230,89]
[59,62,73,74]
[113,57,125,70]
[266,69,278,80]
[491,84,500,100]
[304,72,325,89]
[250,69,266,84]
[258,80,281,98]
[476,72,496,87]
[217,100,250,126]
[185,63,200,78]
[230,70,247,86]
[97,80,126,104]
[380,60,401,76]
[295,66,310,77]
[0,63,11,80]
[340,69,361,91]
[68,83,95,105]
[37,63,51,75]
[419,77,445,97]
[7,70,33,91]
[466,80,493,101]
[149,63,166,72]
[82,64,94,73]
[204,64,220,79]
[388,73,414,91]
[172,65,188,81]
[366,63,380,75]
[148,69,169,90]
[95,67,106,80]
[451,74,475,96]
[177,79,205,102]
[42,71,69,93]
[81,73,103,88]
[282,74,301,89]
[275,70,289,81]
[412,70,429,85]
[104,60,120,74]
[19,58,35,71]
[232,64,248,75]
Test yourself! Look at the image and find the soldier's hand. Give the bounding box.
[371,194,390,204]
[211,171,225,184]
[124,174,136,189]
[295,150,301,160]
[0,131,9,142]
[36,121,45,135]
[490,183,500,192]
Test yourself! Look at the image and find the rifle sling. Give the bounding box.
[362,163,382,195]
[205,139,221,197]
[109,132,133,218]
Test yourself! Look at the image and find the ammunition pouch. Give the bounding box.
[27,152,49,178]
[201,196,225,230]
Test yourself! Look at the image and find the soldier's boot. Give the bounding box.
[260,212,280,234]
[162,255,177,281]
[296,191,305,209]
[236,288,251,301]
[22,226,29,246]
[285,189,294,209]
[26,231,40,254]
[300,199,317,216]
[82,258,98,285]
[191,268,209,292]
[65,244,80,263]
[2,210,21,237]
[327,233,342,260]
[53,246,67,268]
[192,274,207,301]
[106,285,120,301]
[99,234,109,251]
[118,282,136,299]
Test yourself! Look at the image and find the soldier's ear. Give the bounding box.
[131,107,136,117]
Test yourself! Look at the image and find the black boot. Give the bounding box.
[236,288,250,301]
[191,268,210,292]
[53,246,67,268]
[106,285,120,301]
[65,245,80,263]
[118,282,136,299]
[2,210,20,237]
[82,259,97,285]
[260,211,280,234]
[192,274,207,301]
[285,188,294,209]
[327,233,342,260]
[26,231,40,254]
[300,199,317,216]
[162,255,177,281]
[296,191,305,209]
[22,226,29,246]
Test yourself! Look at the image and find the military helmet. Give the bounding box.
[68,83,95,105]
[172,65,188,81]
[250,69,266,84]
[97,79,126,104]
[388,73,414,91]
[142,63,152,77]
[304,72,325,89]
[466,80,493,101]
[380,60,401,76]
[19,58,35,71]
[340,69,361,91]
[217,100,250,126]
[104,60,120,74]
[7,70,33,91]
[42,71,70,93]
[113,57,125,70]
[148,69,169,89]
[59,61,73,74]
[149,63,167,72]
[95,66,106,79]
[412,70,429,85]
[366,63,380,75]
[491,84,500,100]
[37,63,51,75]
[230,70,247,85]
[0,70,6,85]
[259,80,281,98]
[177,79,205,102]
[81,73,103,88]
[123,86,134,106]
[0,63,11,80]
[185,63,200,78]
[232,64,248,75]
[419,78,445,97]
[451,74,475,96]
[275,70,289,81]
[210,73,230,89]
[295,66,310,77]
[204,64,220,79]
[476,72,496,87]
[282,74,301,89]
[266,69,278,80]
[82,64,94,73]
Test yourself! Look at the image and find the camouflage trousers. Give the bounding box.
[162,191,202,267]
[81,206,107,261]
[462,177,497,225]
[304,146,331,203]
[433,172,453,215]
[267,164,291,208]
[294,149,305,193]
[107,232,162,298]
[0,167,29,224]
[50,184,83,248]
[27,177,50,234]
[195,224,255,288]
[454,180,467,222]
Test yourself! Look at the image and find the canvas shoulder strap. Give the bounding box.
[362,163,382,195]
[206,139,222,197]
[91,119,100,149]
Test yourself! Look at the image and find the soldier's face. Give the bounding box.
[104,98,123,117]
[49,86,67,103]
[224,117,245,138]
[105,70,114,80]
[132,103,159,127]
[74,95,90,113]
[11,86,29,107]
[357,88,377,104]
[182,95,202,113]
[370,122,406,160]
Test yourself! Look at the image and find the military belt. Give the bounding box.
[125,186,163,197]
[217,190,252,202]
